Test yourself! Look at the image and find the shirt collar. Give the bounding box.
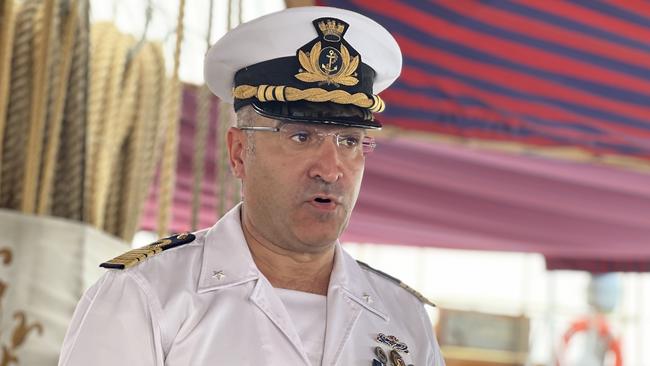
[197,203,259,293]
[329,242,390,321]
[196,203,390,320]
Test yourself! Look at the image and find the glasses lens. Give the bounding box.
[361,136,376,155]
[336,131,364,149]
[278,123,316,147]
[276,123,373,157]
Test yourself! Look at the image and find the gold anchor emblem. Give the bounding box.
[322,49,339,75]
[295,41,359,86]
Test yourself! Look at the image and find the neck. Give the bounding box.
[241,212,335,296]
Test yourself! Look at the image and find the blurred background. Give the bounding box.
[0,0,649,365]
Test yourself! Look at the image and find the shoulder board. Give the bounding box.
[100,232,196,270]
[356,260,436,307]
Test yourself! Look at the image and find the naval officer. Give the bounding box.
[59,6,445,366]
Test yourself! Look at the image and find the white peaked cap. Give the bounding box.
[204,6,402,103]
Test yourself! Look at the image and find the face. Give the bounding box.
[228,110,367,254]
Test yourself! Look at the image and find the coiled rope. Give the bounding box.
[1,1,38,210]
[87,23,132,228]
[0,0,254,239]
[0,0,16,177]
[0,0,173,241]
[191,0,215,231]
[99,27,138,236]
[120,42,166,240]
[21,0,56,213]
[156,0,187,237]
[51,0,88,221]
[85,22,168,239]
[37,0,79,215]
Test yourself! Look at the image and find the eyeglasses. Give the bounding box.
[238,123,376,157]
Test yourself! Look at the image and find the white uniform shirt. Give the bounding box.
[58,204,446,366]
[275,288,327,366]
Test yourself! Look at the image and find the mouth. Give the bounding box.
[308,194,340,211]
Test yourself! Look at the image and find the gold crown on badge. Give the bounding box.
[317,19,346,41]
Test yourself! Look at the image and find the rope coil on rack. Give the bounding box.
[85,22,167,238]
[118,42,164,239]
[191,0,215,231]
[0,0,171,240]
[1,1,38,210]
[100,30,140,235]
[51,0,88,221]
[157,0,187,237]
[0,0,204,240]
[21,0,56,213]
[85,21,113,224]
[192,90,213,230]
[0,0,16,176]
[37,0,80,215]
[89,24,133,228]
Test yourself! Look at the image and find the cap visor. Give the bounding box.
[249,100,382,129]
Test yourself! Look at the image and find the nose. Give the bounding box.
[308,136,343,183]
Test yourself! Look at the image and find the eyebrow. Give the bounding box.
[281,123,365,132]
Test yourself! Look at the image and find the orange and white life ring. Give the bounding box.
[556,316,622,366]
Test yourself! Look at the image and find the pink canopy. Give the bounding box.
[140,88,650,272]
[345,136,650,272]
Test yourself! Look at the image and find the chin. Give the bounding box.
[293,207,349,246]
[296,228,341,250]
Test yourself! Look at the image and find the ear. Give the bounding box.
[227,127,247,179]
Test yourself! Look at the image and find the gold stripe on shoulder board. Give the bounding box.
[100,233,196,270]
[356,260,436,307]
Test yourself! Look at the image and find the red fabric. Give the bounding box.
[318,0,650,161]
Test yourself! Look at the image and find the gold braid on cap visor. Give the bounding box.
[233,84,385,113]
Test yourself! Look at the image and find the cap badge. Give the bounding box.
[295,18,360,87]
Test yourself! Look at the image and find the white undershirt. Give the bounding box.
[275,288,327,366]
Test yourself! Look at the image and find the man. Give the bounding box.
[59,6,445,366]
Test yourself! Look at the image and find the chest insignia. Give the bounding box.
[100,232,196,270]
[374,346,388,363]
[389,349,407,366]
[377,333,409,354]
[373,333,413,365]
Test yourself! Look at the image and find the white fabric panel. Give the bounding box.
[0,210,127,366]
